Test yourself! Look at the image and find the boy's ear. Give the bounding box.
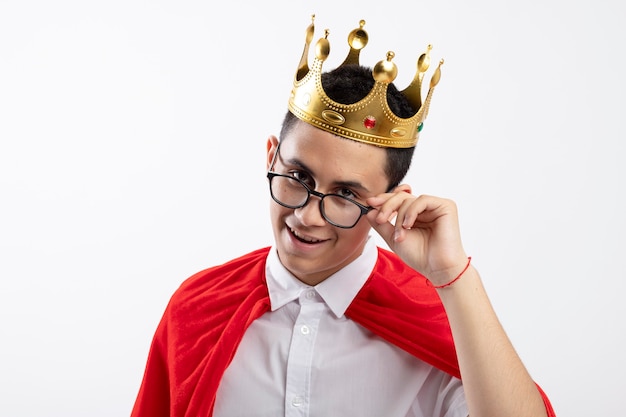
[392,184,412,194]
[266,136,279,170]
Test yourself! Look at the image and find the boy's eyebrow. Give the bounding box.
[331,179,371,194]
[285,156,372,193]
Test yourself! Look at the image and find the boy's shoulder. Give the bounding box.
[168,247,271,311]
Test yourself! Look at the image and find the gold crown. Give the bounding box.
[288,16,444,148]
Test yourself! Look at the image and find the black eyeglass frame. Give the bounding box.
[266,142,374,229]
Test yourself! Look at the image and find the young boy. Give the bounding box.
[131,17,556,417]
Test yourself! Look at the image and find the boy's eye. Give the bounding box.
[290,171,314,186]
[338,188,357,199]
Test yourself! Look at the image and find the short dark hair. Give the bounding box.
[279,65,416,190]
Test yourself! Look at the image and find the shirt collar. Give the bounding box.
[265,237,378,318]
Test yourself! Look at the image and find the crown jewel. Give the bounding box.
[288,16,444,148]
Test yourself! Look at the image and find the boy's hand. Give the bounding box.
[366,184,469,286]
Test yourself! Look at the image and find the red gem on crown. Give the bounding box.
[363,116,376,129]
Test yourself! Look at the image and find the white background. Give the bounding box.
[1,0,624,416]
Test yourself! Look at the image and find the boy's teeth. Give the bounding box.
[291,228,321,243]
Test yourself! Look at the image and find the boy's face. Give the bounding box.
[266,121,389,285]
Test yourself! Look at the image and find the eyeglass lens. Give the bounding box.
[270,175,363,228]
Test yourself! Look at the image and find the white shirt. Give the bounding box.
[214,238,468,417]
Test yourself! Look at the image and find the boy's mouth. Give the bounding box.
[289,227,324,244]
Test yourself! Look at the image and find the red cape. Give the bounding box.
[132,246,555,416]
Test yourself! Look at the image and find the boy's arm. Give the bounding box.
[367,188,554,417]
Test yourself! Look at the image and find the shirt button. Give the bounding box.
[306,290,315,299]
[292,395,304,407]
[300,325,310,335]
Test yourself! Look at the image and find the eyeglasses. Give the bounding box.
[266,143,373,229]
